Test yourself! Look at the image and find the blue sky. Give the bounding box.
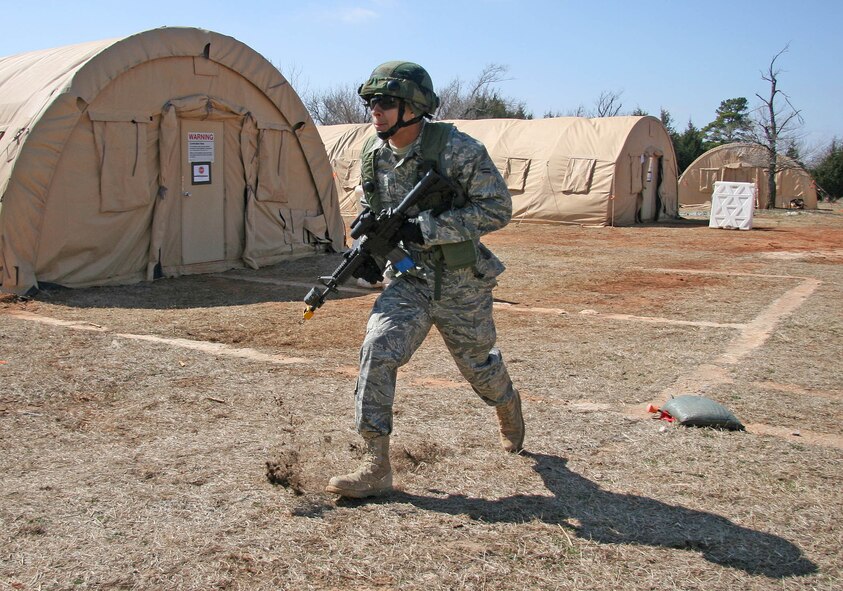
[2,0,840,151]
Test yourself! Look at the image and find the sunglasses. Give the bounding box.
[364,96,400,110]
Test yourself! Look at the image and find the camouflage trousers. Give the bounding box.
[355,269,517,436]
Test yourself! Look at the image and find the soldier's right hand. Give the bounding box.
[351,254,384,284]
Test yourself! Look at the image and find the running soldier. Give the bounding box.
[326,61,524,498]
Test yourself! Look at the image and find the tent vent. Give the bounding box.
[203,43,210,58]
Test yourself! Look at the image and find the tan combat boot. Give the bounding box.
[325,435,392,498]
[496,391,525,453]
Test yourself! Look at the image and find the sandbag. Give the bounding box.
[661,395,744,431]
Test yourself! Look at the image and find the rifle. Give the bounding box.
[302,169,451,320]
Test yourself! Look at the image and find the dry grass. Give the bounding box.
[1,206,842,590]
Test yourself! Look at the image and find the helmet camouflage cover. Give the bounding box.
[358,61,440,116]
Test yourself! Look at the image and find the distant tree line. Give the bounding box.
[299,64,531,125]
[293,50,841,204]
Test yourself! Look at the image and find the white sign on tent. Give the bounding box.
[187,132,215,162]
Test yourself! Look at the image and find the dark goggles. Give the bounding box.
[364,95,400,110]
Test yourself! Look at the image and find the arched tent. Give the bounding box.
[318,116,678,226]
[678,142,817,209]
[0,27,344,295]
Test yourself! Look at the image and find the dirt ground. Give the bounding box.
[1,205,842,590]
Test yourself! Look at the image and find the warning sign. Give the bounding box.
[192,162,211,185]
[188,132,215,162]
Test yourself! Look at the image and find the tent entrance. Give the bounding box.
[639,155,661,222]
[149,95,252,281]
[180,120,226,265]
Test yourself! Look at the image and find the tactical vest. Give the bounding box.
[359,122,477,277]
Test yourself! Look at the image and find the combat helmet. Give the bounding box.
[358,61,440,139]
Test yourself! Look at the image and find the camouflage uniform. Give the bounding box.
[356,121,518,436]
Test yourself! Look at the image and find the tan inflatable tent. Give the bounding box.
[679,142,817,209]
[319,116,678,226]
[0,27,344,294]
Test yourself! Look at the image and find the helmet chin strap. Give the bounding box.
[376,100,425,140]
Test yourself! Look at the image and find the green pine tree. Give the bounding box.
[812,139,843,200]
[701,97,753,147]
[672,120,706,174]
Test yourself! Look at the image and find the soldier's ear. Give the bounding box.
[403,102,420,120]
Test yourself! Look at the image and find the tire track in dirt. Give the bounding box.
[114,333,310,365]
[494,304,747,328]
[655,276,821,397]
[226,271,752,329]
[3,310,108,331]
[741,423,843,449]
[752,380,843,401]
[4,310,310,365]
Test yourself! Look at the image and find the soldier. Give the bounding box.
[326,61,524,498]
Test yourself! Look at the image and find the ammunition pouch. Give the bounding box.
[439,240,477,270]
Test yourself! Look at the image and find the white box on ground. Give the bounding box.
[709,181,756,230]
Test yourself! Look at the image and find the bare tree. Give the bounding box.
[275,61,307,95]
[436,65,511,119]
[435,77,466,120]
[437,64,511,118]
[436,64,528,120]
[548,90,624,118]
[594,90,624,117]
[304,84,370,125]
[751,45,804,208]
[556,105,587,117]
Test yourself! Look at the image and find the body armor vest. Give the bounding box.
[360,122,477,272]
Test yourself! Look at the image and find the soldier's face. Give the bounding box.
[370,97,400,134]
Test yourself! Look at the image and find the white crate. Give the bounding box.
[709,181,756,230]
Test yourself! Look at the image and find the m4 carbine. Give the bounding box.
[302,169,451,320]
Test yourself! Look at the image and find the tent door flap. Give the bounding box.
[180,120,225,264]
[640,155,660,222]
